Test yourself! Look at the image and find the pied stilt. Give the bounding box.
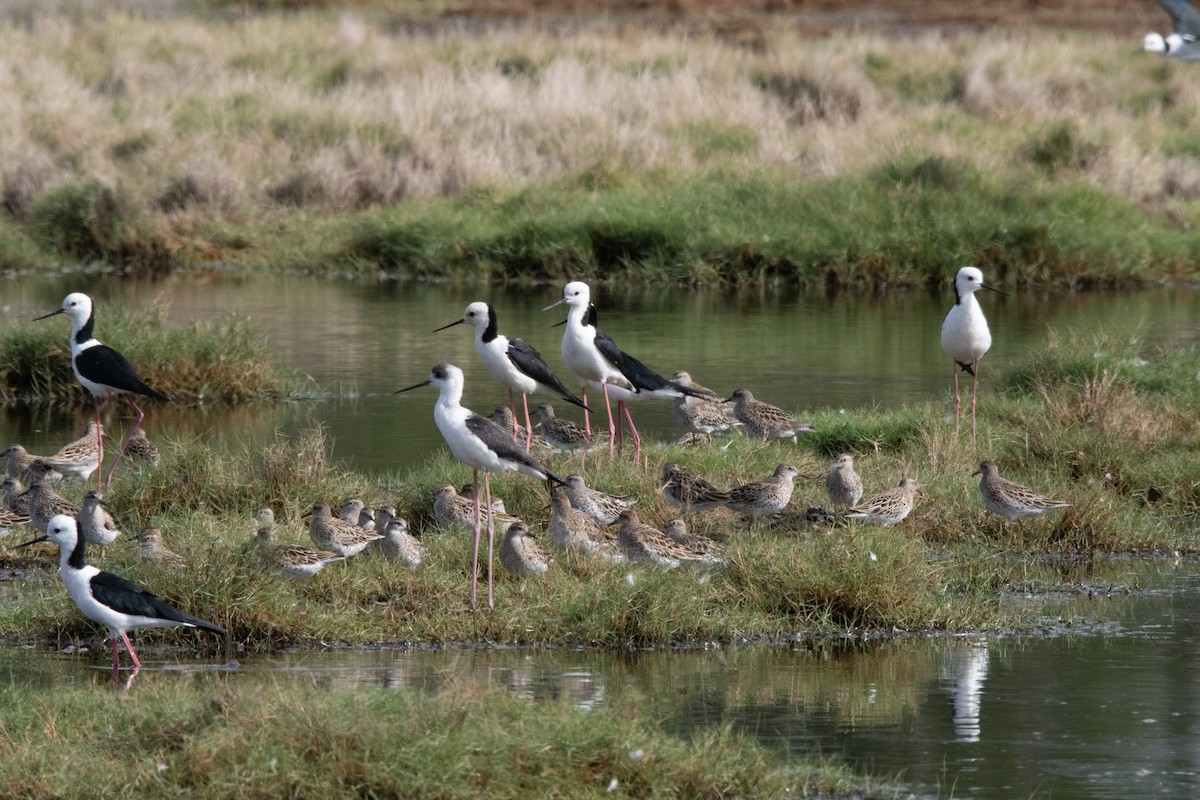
[18,514,224,676]
[36,293,169,490]
[434,301,587,451]
[396,363,565,609]
[939,266,1005,445]
[1146,0,1200,60]
[543,281,698,460]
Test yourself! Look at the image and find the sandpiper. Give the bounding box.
[435,301,587,451]
[489,406,555,458]
[615,510,722,568]
[940,266,1005,444]
[724,464,801,520]
[660,462,730,513]
[459,483,509,515]
[535,402,606,453]
[729,389,815,441]
[975,461,1070,522]
[356,507,376,531]
[305,501,383,557]
[1145,0,1200,60]
[670,372,739,435]
[499,521,551,578]
[564,474,635,526]
[78,490,122,548]
[2,476,27,514]
[374,514,426,566]
[662,518,723,557]
[846,478,921,526]
[0,507,31,538]
[826,454,864,511]
[547,488,622,560]
[396,363,565,609]
[36,292,170,490]
[4,444,61,483]
[337,497,366,525]
[21,480,80,535]
[123,427,160,467]
[37,420,104,482]
[255,508,346,579]
[18,514,224,676]
[136,527,185,568]
[433,485,520,533]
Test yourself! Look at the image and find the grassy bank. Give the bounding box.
[1,333,1196,651]
[0,678,888,799]
[0,12,1198,285]
[0,302,299,403]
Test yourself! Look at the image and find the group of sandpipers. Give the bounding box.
[3,270,1072,676]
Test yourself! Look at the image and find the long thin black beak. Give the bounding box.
[542,297,565,312]
[981,283,1008,296]
[33,309,63,321]
[395,380,431,395]
[16,534,48,548]
[432,319,465,333]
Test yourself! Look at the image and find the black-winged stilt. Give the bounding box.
[939,266,1005,445]
[18,514,224,676]
[435,301,587,451]
[35,293,169,490]
[396,363,565,609]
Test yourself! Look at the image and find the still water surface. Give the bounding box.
[2,271,1199,473]
[2,273,1200,798]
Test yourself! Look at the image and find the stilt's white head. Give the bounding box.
[1145,32,1168,53]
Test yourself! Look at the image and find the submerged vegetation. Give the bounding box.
[1,333,1196,652]
[0,11,1197,285]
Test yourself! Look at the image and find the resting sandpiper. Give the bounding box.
[123,427,160,467]
[846,478,920,526]
[499,521,551,578]
[374,513,426,566]
[547,488,622,560]
[660,462,730,513]
[662,518,723,557]
[724,464,800,520]
[536,402,605,452]
[565,474,634,526]
[2,477,27,514]
[78,491,121,547]
[432,484,520,533]
[729,389,815,441]
[615,510,722,568]
[255,509,345,579]
[22,481,80,535]
[826,454,864,511]
[306,501,383,557]
[975,460,1070,522]
[669,372,739,435]
[338,497,366,525]
[136,527,184,567]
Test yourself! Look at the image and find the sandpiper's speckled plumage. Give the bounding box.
[535,402,606,452]
[307,502,383,557]
[432,484,520,533]
[459,483,509,516]
[976,461,1070,522]
[338,497,366,525]
[78,491,121,547]
[136,527,185,567]
[488,407,555,458]
[669,372,739,435]
[826,454,864,511]
[547,488,622,560]
[674,432,712,447]
[4,444,61,483]
[22,480,80,535]
[256,508,346,579]
[661,518,722,557]
[729,389,815,441]
[615,510,722,568]
[375,514,426,566]
[38,421,104,482]
[846,478,920,526]
[660,462,730,513]
[0,507,30,538]
[724,464,800,520]
[565,474,634,526]
[2,477,26,514]
[124,427,160,467]
[499,521,551,578]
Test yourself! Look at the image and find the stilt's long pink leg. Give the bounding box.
[521,393,533,452]
[470,468,481,608]
[484,472,495,610]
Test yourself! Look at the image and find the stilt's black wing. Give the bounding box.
[90,571,225,634]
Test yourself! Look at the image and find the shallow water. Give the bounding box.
[2,272,1198,474]
[2,558,1197,799]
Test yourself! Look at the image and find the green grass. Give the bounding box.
[2,336,1196,652]
[0,678,886,799]
[0,304,300,403]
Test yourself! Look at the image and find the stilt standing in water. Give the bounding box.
[36,293,169,490]
[940,267,1005,445]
